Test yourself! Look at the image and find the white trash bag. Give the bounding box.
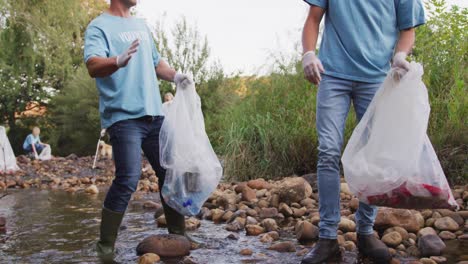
[0,126,19,173]
[159,81,223,216]
[342,62,457,209]
[38,145,52,161]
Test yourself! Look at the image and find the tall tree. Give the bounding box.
[0,0,106,130]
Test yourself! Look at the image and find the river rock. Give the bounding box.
[242,186,257,202]
[418,227,437,238]
[240,248,253,255]
[382,231,403,247]
[438,231,456,240]
[384,226,409,240]
[259,207,278,219]
[279,203,293,217]
[429,256,447,264]
[211,209,225,223]
[341,182,352,195]
[226,220,245,232]
[343,241,356,251]
[301,173,317,191]
[375,208,424,233]
[420,258,437,264]
[349,197,359,211]
[85,184,99,194]
[434,217,459,231]
[275,177,312,204]
[181,256,197,264]
[261,218,279,232]
[418,234,446,257]
[247,179,272,190]
[218,190,237,208]
[246,225,265,236]
[186,217,201,231]
[138,253,160,264]
[268,241,296,252]
[143,201,161,210]
[136,234,191,257]
[156,215,167,227]
[338,217,356,232]
[295,221,318,242]
[293,207,307,218]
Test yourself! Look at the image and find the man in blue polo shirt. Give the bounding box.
[84,0,194,259]
[301,0,425,263]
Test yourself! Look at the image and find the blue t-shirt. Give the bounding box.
[304,0,426,83]
[84,13,163,128]
[23,134,40,150]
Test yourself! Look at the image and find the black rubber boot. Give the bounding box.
[301,238,341,264]
[96,208,125,261]
[357,234,392,264]
[160,193,204,248]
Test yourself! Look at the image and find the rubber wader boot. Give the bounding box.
[161,194,204,248]
[301,238,341,264]
[96,207,125,260]
[357,234,392,263]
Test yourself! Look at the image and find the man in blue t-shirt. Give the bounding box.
[300,0,425,263]
[84,0,195,258]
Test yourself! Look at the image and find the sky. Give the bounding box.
[135,0,467,75]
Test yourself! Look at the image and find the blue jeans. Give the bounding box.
[104,116,166,213]
[316,74,381,239]
[24,143,44,154]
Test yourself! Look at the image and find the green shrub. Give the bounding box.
[47,66,101,156]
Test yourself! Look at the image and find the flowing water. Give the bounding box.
[0,189,466,264]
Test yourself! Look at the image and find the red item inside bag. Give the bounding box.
[365,182,455,209]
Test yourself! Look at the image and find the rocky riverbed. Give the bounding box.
[0,155,467,263]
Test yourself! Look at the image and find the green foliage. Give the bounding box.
[210,61,318,181]
[413,0,467,182]
[47,67,101,156]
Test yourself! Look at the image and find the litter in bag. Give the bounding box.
[159,81,223,216]
[0,126,19,174]
[342,62,457,210]
[38,144,52,161]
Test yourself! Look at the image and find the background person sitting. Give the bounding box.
[23,127,49,159]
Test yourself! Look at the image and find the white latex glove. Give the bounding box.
[392,51,410,78]
[174,72,194,87]
[302,51,325,85]
[116,39,139,68]
[100,129,107,138]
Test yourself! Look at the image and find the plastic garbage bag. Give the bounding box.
[342,62,457,210]
[38,145,52,161]
[0,126,19,173]
[159,81,223,216]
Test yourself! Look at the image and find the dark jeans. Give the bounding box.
[104,116,166,213]
[24,143,44,154]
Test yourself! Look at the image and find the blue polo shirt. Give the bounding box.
[84,13,163,128]
[304,0,426,83]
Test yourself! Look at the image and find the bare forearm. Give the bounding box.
[86,57,119,78]
[302,7,324,54]
[156,60,176,82]
[395,28,415,54]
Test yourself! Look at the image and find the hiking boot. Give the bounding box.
[96,208,124,261]
[301,238,341,264]
[357,234,392,263]
[161,194,204,248]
